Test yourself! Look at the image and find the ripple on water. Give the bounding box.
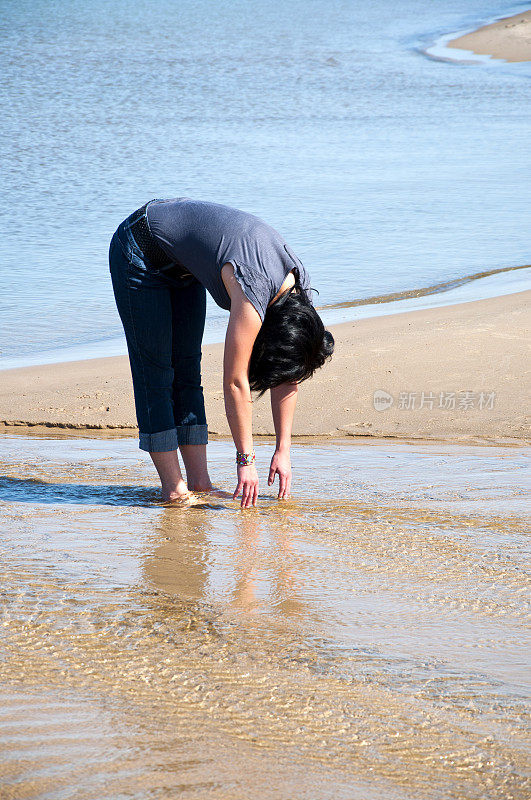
[0,434,530,799]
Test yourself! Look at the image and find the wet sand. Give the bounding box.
[0,432,529,798]
[1,290,530,444]
[448,9,531,62]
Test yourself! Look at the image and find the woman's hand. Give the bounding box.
[233,464,259,508]
[268,448,292,499]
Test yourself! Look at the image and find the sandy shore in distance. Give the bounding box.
[1,290,529,445]
[448,9,531,62]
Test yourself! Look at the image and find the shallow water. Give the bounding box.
[0,433,529,798]
[1,0,531,366]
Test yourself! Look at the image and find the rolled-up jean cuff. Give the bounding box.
[139,427,179,453]
[176,424,208,446]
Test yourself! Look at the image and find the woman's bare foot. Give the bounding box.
[162,489,200,506]
[161,477,195,504]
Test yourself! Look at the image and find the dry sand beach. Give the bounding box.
[448,8,531,61]
[1,290,529,444]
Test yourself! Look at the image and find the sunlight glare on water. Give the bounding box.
[0,433,529,798]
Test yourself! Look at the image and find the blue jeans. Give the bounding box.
[109,205,208,452]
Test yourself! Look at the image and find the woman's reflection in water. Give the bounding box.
[231,509,305,615]
[142,503,306,617]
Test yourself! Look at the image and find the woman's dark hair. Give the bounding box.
[249,270,335,397]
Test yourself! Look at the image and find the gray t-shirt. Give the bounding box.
[146,198,312,321]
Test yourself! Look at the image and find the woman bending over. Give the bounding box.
[109,197,334,507]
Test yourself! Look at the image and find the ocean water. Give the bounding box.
[0,432,529,798]
[0,0,530,367]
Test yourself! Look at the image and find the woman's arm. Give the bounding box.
[269,382,298,499]
[222,264,262,508]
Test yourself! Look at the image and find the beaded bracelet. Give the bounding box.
[236,450,256,466]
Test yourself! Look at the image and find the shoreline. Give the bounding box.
[2,428,526,450]
[2,262,529,373]
[1,290,529,446]
[448,8,531,62]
